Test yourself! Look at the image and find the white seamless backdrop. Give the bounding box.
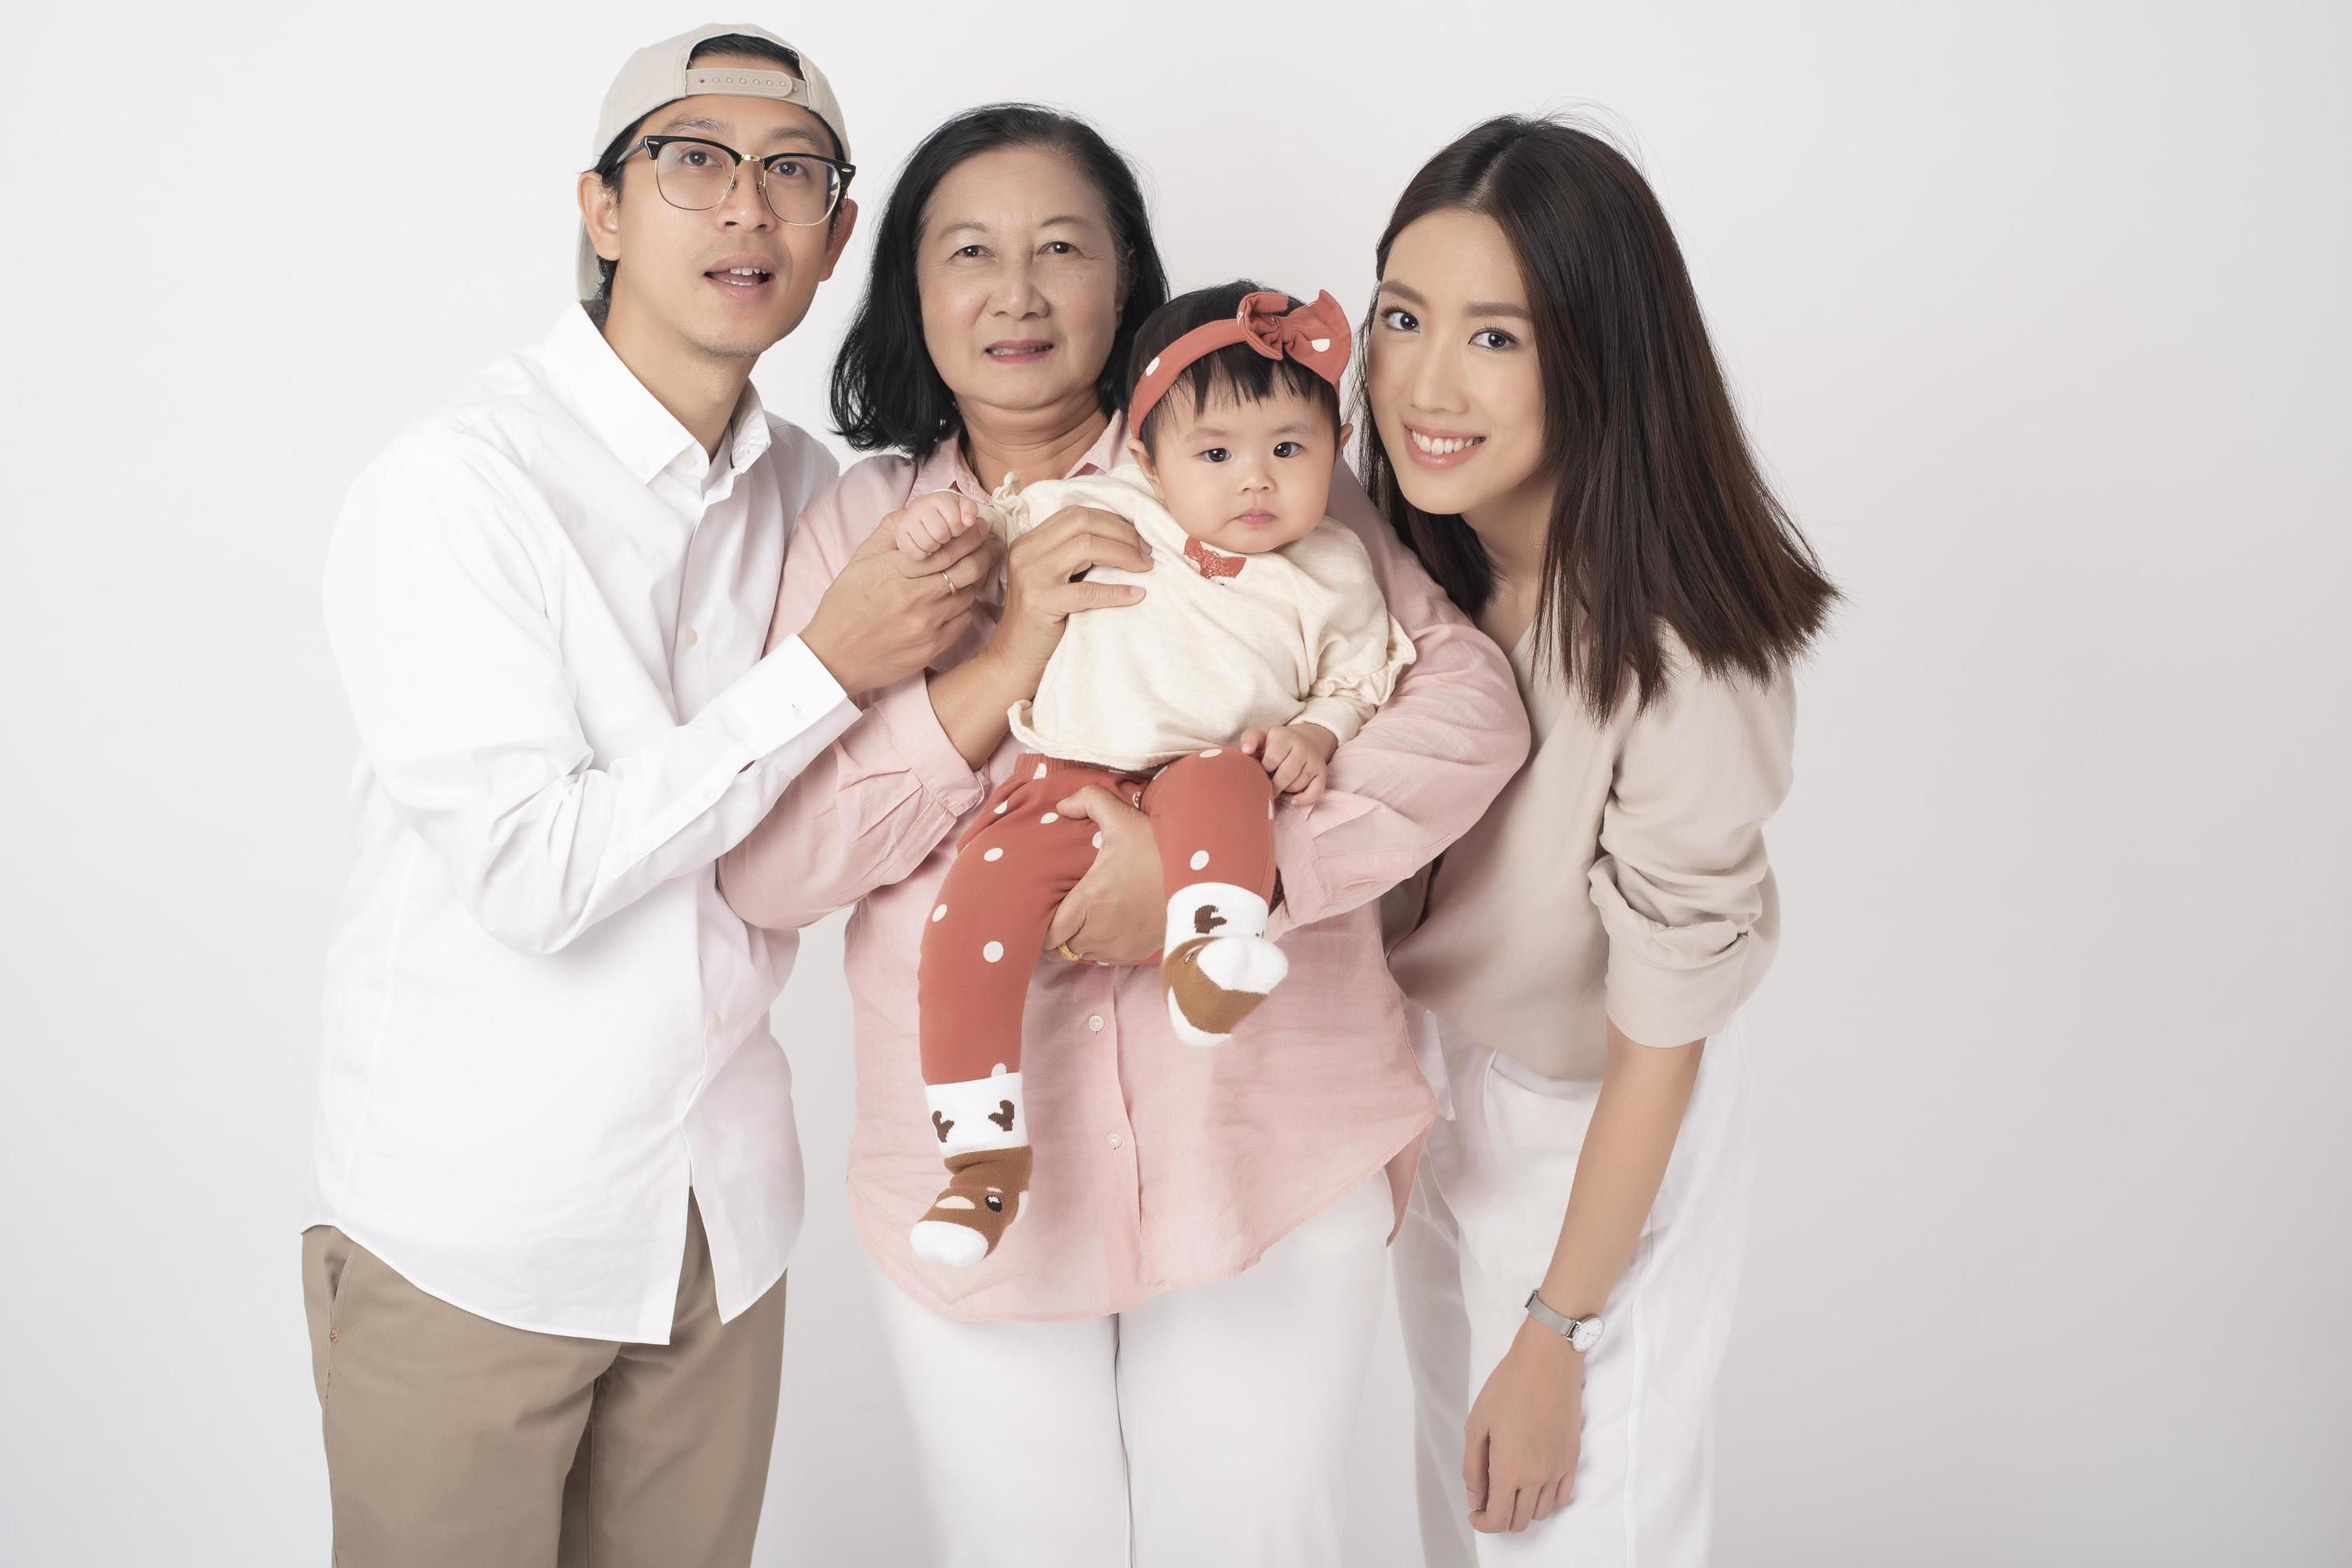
[2,2,2346,1564]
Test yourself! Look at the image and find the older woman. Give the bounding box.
[722,105,1527,1566]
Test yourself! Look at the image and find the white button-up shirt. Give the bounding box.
[311,307,858,1342]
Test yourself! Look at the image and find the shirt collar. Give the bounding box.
[542,306,769,487]
[914,412,1130,499]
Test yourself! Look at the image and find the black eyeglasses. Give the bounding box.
[623,136,854,226]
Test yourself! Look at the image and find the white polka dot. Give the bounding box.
[1309,337,1331,353]
[932,904,948,922]
[1200,748,1222,758]
[1091,832,1103,849]
[994,801,1010,814]
[1040,812,1059,825]
[1034,763,1049,779]
[1190,850,1210,870]
[1144,354,1162,376]
[982,941,1005,963]
[984,846,1005,862]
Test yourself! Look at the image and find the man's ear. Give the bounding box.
[578,170,622,266]
[819,197,861,281]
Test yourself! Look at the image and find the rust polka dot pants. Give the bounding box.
[909,748,1289,1266]
[919,746,1282,1086]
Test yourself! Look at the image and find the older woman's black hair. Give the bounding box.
[831,104,1170,453]
[1361,116,1838,722]
[1122,281,1343,453]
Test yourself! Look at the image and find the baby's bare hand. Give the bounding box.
[891,490,982,558]
[1240,723,1338,806]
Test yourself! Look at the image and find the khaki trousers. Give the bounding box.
[301,1199,786,1567]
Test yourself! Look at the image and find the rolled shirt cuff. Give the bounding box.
[1590,863,1754,1048]
[865,666,990,818]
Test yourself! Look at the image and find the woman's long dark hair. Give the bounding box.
[831,104,1170,454]
[1361,116,1838,720]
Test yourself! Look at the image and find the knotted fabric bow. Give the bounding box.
[1128,290,1353,430]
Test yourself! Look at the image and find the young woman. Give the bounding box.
[718,106,1528,1566]
[1368,118,1839,1565]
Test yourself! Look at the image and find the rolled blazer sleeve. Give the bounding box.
[719,465,992,932]
[1590,657,1796,1047]
[1266,467,1530,939]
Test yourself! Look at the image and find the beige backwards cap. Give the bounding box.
[577,22,852,301]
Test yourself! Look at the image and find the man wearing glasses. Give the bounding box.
[302,26,1000,1565]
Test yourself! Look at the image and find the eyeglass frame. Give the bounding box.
[620,135,857,226]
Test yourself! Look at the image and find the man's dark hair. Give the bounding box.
[830,104,1169,453]
[583,34,839,324]
[1122,281,1344,454]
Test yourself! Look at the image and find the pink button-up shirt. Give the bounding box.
[721,417,1530,1321]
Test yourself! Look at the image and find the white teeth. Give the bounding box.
[1410,430,1482,455]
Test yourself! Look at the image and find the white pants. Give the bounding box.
[874,1173,1393,1567]
[1393,1013,1754,1567]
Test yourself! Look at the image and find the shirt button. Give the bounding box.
[710,1013,724,1032]
[1087,1015,1105,1033]
[1107,1132,1123,1150]
[685,627,700,646]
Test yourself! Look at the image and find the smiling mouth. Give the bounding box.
[986,342,1052,358]
[1409,429,1484,455]
[708,266,774,289]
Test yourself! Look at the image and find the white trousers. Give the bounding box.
[1393,1013,1754,1567]
[874,1173,1393,1567]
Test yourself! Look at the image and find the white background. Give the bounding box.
[3,2,2346,1562]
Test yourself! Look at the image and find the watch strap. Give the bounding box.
[1524,1288,1601,1349]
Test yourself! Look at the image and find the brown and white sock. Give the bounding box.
[910,1065,1031,1268]
[1160,883,1287,1047]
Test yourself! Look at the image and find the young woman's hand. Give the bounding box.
[982,505,1151,685]
[1463,1318,1586,1533]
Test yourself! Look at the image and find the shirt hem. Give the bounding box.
[851,1106,1434,1325]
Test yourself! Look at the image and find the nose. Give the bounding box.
[990,253,1047,319]
[1392,331,1466,417]
[717,159,776,231]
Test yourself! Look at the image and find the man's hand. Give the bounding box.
[800,509,1004,694]
[1041,784,1164,965]
[1239,722,1338,806]
[1464,1318,1585,1534]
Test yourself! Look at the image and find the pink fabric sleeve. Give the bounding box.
[718,463,993,931]
[1263,467,1533,941]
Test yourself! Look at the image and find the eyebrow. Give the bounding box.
[934,213,1098,238]
[654,113,827,150]
[1378,279,1530,321]
[1188,419,1318,438]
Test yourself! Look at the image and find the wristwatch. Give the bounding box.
[1525,1289,1604,1352]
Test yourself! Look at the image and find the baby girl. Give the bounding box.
[892,282,1415,1267]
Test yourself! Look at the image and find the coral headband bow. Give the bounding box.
[1129,290,1352,429]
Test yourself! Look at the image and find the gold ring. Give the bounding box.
[939,568,958,594]
[1057,941,1082,962]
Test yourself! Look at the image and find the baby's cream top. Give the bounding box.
[982,463,1415,772]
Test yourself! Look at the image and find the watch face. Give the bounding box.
[1569,1318,1602,1350]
